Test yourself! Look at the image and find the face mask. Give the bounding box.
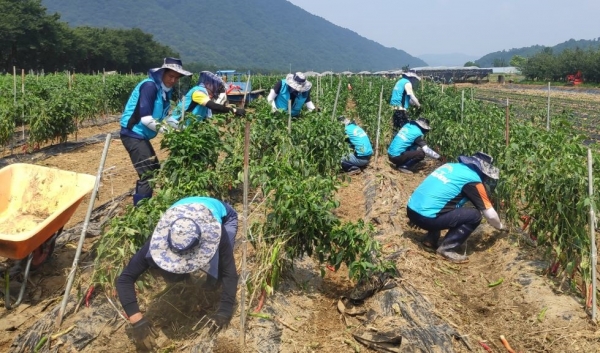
[161,83,172,100]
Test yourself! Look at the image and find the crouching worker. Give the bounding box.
[339,116,373,175]
[406,152,505,263]
[171,71,246,127]
[387,117,440,173]
[116,196,238,351]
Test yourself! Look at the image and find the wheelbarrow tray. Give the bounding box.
[0,163,96,259]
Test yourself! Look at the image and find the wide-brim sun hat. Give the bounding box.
[286,72,312,92]
[402,71,421,81]
[414,117,431,131]
[150,203,221,274]
[149,57,192,77]
[458,152,500,180]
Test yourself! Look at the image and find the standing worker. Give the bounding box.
[387,117,440,173]
[267,72,319,117]
[170,71,246,126]
[406,152,505,263]
[389,71,421,133]
[119,57,192,206]
[116,196,238,351]
[339,116,373,175]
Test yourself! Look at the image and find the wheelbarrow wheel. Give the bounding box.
[30,236,57,270]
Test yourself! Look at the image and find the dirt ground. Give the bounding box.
[1,92,600,352]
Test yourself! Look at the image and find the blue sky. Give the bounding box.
[287,0,600,57]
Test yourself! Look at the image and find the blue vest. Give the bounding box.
[389,78,411,108]
[171,85,211,125]
[171,196,226,223]
[407,163,483,218]
[387,123,423,157]
[346,123,373,157]
[120,77,171,140]
[275,80,309,117]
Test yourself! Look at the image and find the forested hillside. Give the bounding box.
[42,0,426,72]
[476,38,600,67]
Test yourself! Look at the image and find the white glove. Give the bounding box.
[215,92,227,105]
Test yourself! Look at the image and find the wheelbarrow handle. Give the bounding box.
[4,253,34,310]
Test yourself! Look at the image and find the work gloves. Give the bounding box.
[232,107,246,117]
[195,312,232,337]
[128,317,158,351]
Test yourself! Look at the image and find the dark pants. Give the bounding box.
[407,206,482,249]
[121,134,160,197]
[388,149,425,168]
[392,110,409,134]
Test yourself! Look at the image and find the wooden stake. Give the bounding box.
[331,78,342,121]
[240,119,251,348]
[374,85,383,166]
[589,148,597,321]
[288,100,292,134]
[505,98,509,146]
[21,69,25,141]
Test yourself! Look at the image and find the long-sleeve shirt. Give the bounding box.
[115,225,238,318]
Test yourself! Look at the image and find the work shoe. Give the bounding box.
[397,166,413,174]
[346,167,361,176]
[436,248,469,264]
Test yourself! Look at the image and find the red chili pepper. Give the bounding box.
[479,341,493,352]
[85,286,95,307]
[326,265,336,272]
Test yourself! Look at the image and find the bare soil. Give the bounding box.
[1,100,599,352]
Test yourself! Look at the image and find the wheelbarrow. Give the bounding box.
[0,163,96,309]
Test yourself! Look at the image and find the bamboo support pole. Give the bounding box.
[242,75,251,108]
[13,66,16,105]
[374,85,384,166]
[505,98,510,146]
[287,100,292,134]
[240,119,250,348]
[21,69,25,141]
[461,90,464,123]
[546,82,551,131]
[56,134,112,327]
[331,78,342,121]
[589,148,597,321]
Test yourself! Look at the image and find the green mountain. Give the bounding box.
[41,0,426,72]
[475,38,600,67]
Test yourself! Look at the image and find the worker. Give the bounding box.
[339,116,373,175]
[267,72,319,117]
[171,71,246,126]
[406,152,505,263]
[389,71,421,133]
[119,57,192,206]
[116,196,238,351]
[387,117,440,173]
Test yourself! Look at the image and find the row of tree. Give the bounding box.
[1,0,177,73]
[464,46,600,84]
[519,47,600,83]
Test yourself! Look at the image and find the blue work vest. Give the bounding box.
[387,123,423,157]
[120,77,171,140]
[346,123,373,157]
[389,78,411,108]
[275,80,309,117]
[171,196,226,223]
[171,85,211,124]
[407,163,483,218]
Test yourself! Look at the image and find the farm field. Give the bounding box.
[0,77,599,353]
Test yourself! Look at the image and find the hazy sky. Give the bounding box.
[287,0,600,57]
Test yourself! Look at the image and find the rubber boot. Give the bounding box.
[397,157,421,174]
[422,230,441,250]
[436,224,477,263]
[133,193,152,206]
